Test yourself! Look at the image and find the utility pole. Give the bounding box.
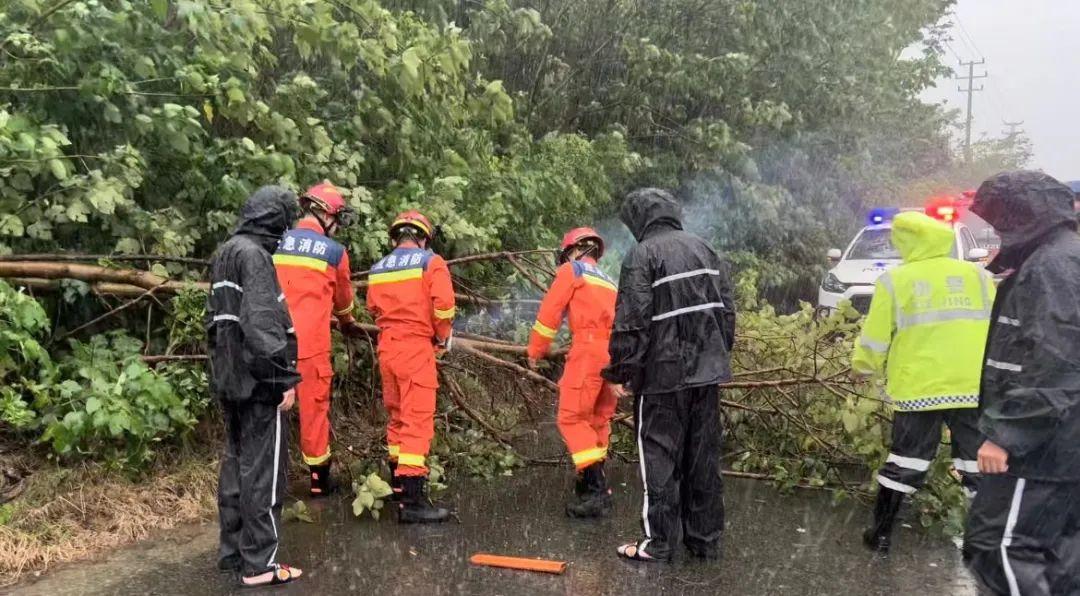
[1002,119,1025,139]
[956,59,987,163]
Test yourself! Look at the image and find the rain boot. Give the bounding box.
[398,476,450,524]
[388,460,402,502]
[566,461,612,518]
[309,462,338,497]
[862,486,905,553]
[572,470,588,498]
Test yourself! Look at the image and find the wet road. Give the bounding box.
[10,465,976,595]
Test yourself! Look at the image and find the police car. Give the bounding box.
[817,201,993,315]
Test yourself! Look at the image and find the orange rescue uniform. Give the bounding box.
[366,246,455,477]
[527,258,618,470]
[274,219,355,466]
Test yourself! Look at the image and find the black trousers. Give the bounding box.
[964,475,1080,596]
[634,386,725,560]
[218,397,287,576]
[877,408,982,496]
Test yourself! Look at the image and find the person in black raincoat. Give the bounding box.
[963,171,1080,595]
[207,186,304,587]
[602,188,735,562]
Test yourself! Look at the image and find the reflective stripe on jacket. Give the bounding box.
[527,258,617,361]
[365,246,455,343]
[274,219,355,359]
[602,189,736,394]
[852,212,994,412]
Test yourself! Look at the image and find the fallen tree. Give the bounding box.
[0,254,968,561]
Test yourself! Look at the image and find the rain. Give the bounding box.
[0,1,1076,595]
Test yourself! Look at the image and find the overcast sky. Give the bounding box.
[919,0,1080,181]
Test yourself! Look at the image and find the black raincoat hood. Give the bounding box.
[972,170,1077,271]
[620,188,684,241]
[233,185,298,250]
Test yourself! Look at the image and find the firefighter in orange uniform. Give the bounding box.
[366,210,455,523]
[274,181,361,497]
[527,228,619,517]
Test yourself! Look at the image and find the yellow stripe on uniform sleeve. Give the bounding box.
[582,274,618,292]
[397,453,425,467]
[273,254,329,271]
[571,446,608,466]
[434,306,456,320]
[532,320,558,339]
[368,267,423,285]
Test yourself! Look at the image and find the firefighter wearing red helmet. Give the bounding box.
[366,209,455,523]
[274,181,360,497]
[527,227,619,517]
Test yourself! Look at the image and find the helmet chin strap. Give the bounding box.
[312,210,337,237]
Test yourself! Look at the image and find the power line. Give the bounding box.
[942,40,965,64]
[948,13,980,60]
[956,59,987,163]
[955,15,986,60]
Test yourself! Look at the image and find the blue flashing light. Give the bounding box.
[867,207,898,226]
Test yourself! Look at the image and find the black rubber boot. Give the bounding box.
[566,461,612,518]
[862,486,905,553]
[573,470,588,498]
[388,460,402,502]
[309,462,338,497]
[398,476,450,524]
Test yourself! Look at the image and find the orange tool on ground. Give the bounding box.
[469,554,568,575]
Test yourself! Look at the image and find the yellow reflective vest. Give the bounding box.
[851,212,995,412]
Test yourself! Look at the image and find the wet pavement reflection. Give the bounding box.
[11,464,977,595]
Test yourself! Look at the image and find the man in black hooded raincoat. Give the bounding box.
[207,186,304,586]
[963,171,1080,595]
[602,188,735,562]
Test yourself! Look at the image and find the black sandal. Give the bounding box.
[240,564,302,588]
[616,541,661,562]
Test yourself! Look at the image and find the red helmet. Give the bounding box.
[302,181,347,216]
[559,227,604,263]
[389,210,434,239]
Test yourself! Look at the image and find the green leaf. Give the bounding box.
[841,410,860,434]
[0,214,24,237]
[226,87,245,107]
[85,396,102,414]
[167,131,190,154]
[48,159,68,181]
[134,57,156,79]
[351,494,367,517]
[26,220,53,240]
[358,492,375,509]
[103,102,122,124]
[366,474,394,499]
[88,184,122,215]
[66,200,90,223]
[115,238,141,254]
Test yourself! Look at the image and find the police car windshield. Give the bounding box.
[848,228,900,260]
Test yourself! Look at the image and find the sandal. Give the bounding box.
[616,541,662,562]
[240,564,303,588]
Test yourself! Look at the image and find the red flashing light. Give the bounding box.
[924,195,963,224]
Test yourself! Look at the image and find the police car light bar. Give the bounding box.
[935,205,957,222]
[867,207,898,225]
[924,195,961,223]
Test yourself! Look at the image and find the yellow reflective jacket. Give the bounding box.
[851,212,995,411]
